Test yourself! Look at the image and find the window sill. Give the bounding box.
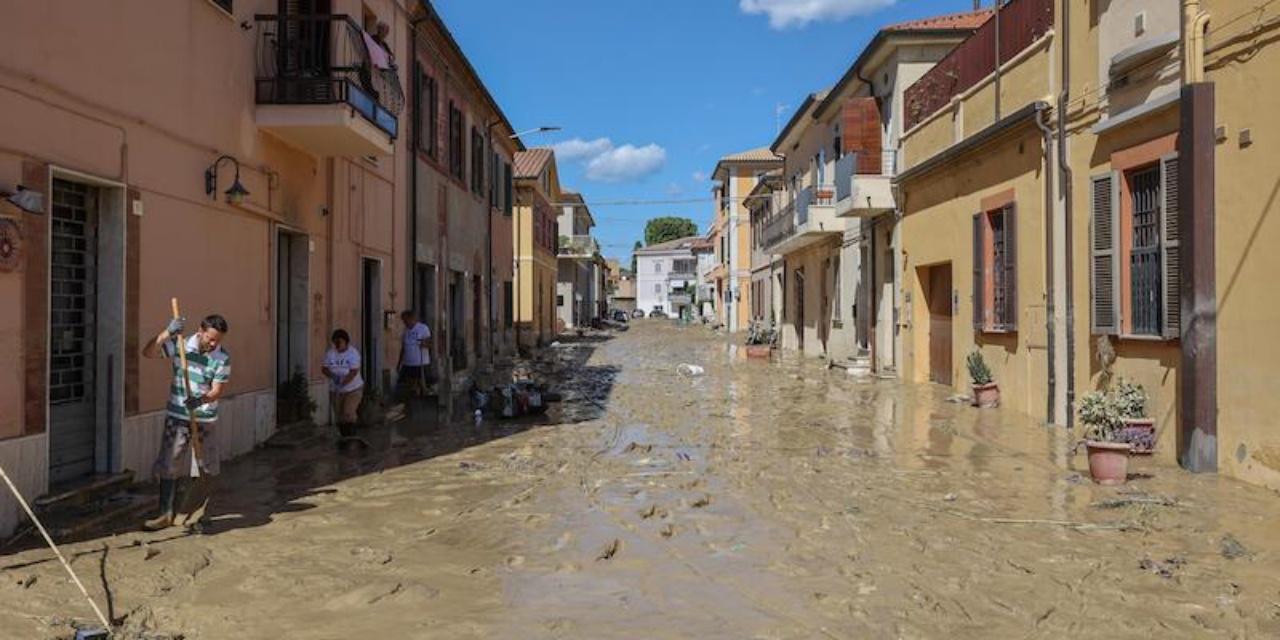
[1116,334,1178,343]
[977,328,1017,335]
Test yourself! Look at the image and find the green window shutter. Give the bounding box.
[1160,154,1181,340]
[1090,173,1121,334]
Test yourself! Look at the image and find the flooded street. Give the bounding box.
[4,322,1280,639]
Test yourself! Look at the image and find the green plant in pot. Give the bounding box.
[1077,387,1134,485]
[966,351,999,408]
[1113,379,1155,454]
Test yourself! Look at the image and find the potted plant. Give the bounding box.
[1077,389,1132,485]
[1113,379,1155,455]
[966,351,999,408]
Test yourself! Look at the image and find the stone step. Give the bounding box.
[34,471,134,513]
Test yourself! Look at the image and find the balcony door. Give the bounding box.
[277,0,333,98]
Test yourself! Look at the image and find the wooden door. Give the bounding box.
[926,264,953,386]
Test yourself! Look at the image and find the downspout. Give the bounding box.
[1057,0,1076,428]
[994,0,1002,121]
[409,17,429,323]
[1033,105,1056,426]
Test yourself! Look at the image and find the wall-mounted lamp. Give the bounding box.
[204,155,251,205]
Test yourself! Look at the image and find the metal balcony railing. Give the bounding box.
[557,235,600,257]
[761,200,796,251]
[254,14,404,139]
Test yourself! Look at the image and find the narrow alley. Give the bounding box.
[2,323,1278,639]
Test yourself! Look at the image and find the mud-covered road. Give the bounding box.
[4,322,1280,638]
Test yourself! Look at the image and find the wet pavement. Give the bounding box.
[3,322,1280,638]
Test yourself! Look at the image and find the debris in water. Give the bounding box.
[1093,495,1178,510]
[690,495,712,509]
[1139,556,1186,579]
[943,493,958,502]
[1220,535,1250,560]
[677,364,705,376]
[596,538,621,561]
[946,395,971,404]
[18,574,36,589]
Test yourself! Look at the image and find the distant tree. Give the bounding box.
[644,217,698,246]
[631,240,642,273]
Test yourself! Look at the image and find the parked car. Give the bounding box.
[632,309,646,319]
[648,309,669,318]
[612,309,629,323]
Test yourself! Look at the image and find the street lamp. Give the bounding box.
[204,155,250,205]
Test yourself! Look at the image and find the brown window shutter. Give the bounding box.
[1160,154,1180,340]
[973,212,985,331]
[842,97,883,174]
[1090,172,1121,334]
[1002,204,1018,331]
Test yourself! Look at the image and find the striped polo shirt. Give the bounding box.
[162,334,231,423]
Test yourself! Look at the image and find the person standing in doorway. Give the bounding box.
[322,329,365,448]
[141,314,230,532]
[397,310,432,415]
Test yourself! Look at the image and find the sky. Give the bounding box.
[432,0,985,264]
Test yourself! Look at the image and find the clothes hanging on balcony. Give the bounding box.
[363,31,391,70]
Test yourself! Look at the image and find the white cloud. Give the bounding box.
[666,183,686,197]
[692,171,709,183]
[740,0,897,29]
[551,137,614,163]
[586,144,668,182]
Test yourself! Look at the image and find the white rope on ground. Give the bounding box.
[0,464,112,631]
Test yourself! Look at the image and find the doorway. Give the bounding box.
[360,258,382,394]
[878,242,896,371]
[48,179,99,484]
[276,229,309,385]
[793,267,805,353]
[449,271,464,365]
[472,275,482,360]
[924,263,953,386]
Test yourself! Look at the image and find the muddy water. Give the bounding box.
[3,322,1280,638]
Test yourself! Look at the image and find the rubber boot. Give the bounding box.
[179,475,217,535]
[143,479,177,531]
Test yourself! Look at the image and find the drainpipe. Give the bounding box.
[1057,0,1076,428]
[409,15,430,328]
[994,0,1002,121]
[1033,106,1056,426]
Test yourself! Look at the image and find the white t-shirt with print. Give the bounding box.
[402,322,431,366]
[324,346,364,393]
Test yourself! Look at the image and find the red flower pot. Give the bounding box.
[1085,441,1132,485]
[971,382,1000,408]
[745,345,773,359]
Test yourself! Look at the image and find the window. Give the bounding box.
[210,0,233,15]
[503,162,513,215]
[417,70,438,157]
[471,127,484,195]
[1090,155,1180,338]
[557,295,565,307]
[504,281,513,328]
[654,284,661,294]
[448,103,464,179]
[972,204,1017,332]
[653,260,662,273]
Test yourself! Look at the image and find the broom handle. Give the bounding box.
[0,465,111,630]
[171,298,203,476]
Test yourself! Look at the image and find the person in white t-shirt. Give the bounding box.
[397,311,433,411]
[322,329,364,444]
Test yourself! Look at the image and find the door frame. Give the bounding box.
[359,256,384,394]
[273,224,310,387]
[47,166,127,478]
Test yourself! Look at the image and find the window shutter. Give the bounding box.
[1160,154,1180,340]
[972,213,985,331]
[503,162,513,215]
[1003,204,1017,331]
[1090,173,1121,334]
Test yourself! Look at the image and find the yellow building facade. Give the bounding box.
[898,0,1280,489]
[512,149,561,350]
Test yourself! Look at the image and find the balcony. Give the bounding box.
[834,150,898,218]
[558,235,600,259]
[254,14,404,157]
[764,186,842,255]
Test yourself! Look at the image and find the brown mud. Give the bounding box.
[3,322,1280,638]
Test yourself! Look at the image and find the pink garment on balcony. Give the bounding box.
[363,32,391,70]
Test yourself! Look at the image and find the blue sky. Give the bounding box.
[433,0,982,264]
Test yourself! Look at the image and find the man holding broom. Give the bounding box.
[141,313,230,532]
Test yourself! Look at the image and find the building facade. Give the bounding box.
[635,237,700,318]
[512,149,560,349]
[895,0,1280,489]
[555,191,606,329]
[707,150,782,333]
[0,0,519,535]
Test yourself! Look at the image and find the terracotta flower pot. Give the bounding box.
[971,382,1000,408]
[1085,441,1132,485]
[1119,417,1156,455]
[745,345,773,359]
